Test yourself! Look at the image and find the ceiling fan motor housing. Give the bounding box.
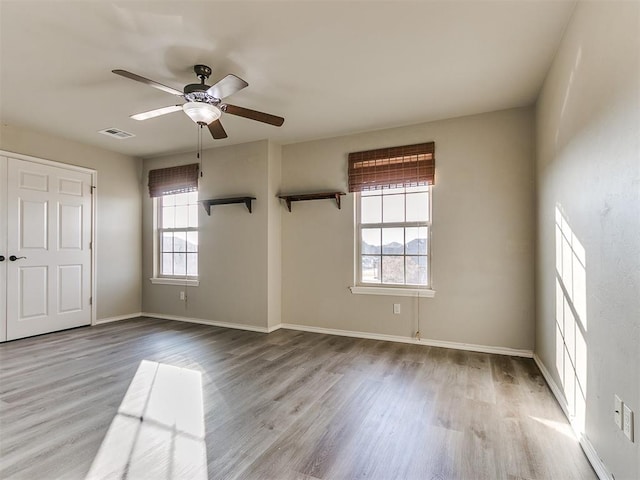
[183,83,220,104]
[184,65,219,103]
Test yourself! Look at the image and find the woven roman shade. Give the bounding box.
[148,163,199,197]
[348,142,435,192]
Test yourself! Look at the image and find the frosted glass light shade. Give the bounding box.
[182,102,221,125]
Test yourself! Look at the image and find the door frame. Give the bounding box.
[0,149,97,330]
[0,156,6,342]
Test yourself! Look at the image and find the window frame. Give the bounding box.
[352,186,435,296]
[151,191,200,287]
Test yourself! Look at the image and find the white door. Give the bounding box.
[0,157,7,342]
[6,158,92,340]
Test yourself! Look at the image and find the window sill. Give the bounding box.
[150,277,199,287]
[349,286,435,297]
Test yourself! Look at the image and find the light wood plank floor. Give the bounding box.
[0,317,596,480]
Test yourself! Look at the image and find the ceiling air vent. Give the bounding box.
[98,128,135,139]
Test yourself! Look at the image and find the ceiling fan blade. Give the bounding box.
[130,105,183,121]
[112,69,183,96]
[207,119,228,139]
[206,74,249,100]
[222,104,285,127]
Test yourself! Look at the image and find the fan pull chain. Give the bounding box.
[415,292,421,341]
[197,124,203,177]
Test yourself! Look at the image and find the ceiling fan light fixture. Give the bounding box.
[183,101,221,125]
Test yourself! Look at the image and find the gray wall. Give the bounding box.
[142,140,281,331]
[535,2,640,478]
[281,107,536,350]
[0,123,143,321]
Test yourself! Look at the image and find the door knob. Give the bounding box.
[0,256,4,262]
[9,255,26,261]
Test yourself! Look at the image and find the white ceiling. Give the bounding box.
[0,1,576,158]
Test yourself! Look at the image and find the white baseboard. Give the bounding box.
[578,436,611,480]
[533,354,612,480]
[94,312,142,325]
[110,313,534,358]
[533,354,570,418]
[141,312,275,334]
[278,323,533,358]
[133,315,531,357]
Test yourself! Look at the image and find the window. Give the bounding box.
[357,186,431,287]
[147,162,200,285]
[156,191,199,279]
[349,142,435,293]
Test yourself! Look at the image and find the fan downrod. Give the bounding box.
[184,64,214,97]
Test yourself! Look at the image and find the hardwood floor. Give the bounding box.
[0,317,596,480]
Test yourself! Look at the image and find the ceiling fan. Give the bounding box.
[112,64,284,139]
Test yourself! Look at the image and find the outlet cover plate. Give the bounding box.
[623,404,634,442]
[614,395,623,429]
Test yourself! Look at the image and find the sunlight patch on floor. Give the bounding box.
[529,415,577,441]
[86,360,207,480]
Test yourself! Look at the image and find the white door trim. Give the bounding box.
[0,149,97,332]
[0,150,96,175]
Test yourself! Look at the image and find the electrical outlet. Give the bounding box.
[393,303,401,314]
[623,404,634,442]
[615,395,623,429]
[180,291,186,301]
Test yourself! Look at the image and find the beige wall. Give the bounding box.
[0,123,143,321]
[142,140,279,330]
[267,141,282,329]
[0,108,538,354]
[535,2,640,478]
[281,107,536,350]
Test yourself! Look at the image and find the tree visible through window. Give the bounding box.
[157,191,199,277]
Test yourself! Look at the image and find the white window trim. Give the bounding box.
[150,195,199,286]
[349,285,435,297]
[150,277,200,287]
[352,188,434,296]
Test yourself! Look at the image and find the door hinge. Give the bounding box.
[90,185,96,194]
[89,297,92,305]
[89,241,92,249]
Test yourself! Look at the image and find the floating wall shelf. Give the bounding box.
[200,196,256,214]
[277,191,346,212]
